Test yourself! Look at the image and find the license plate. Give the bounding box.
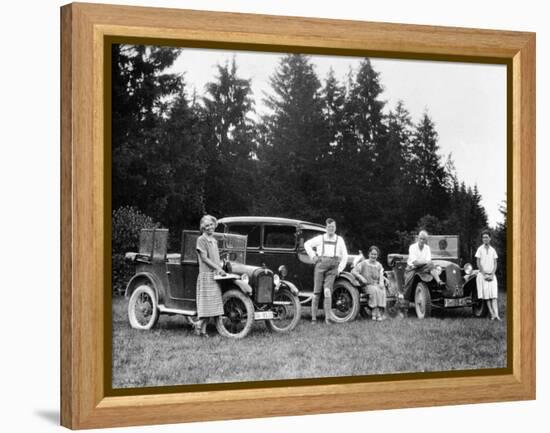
[444,297,469,308]
[254,311,274,320]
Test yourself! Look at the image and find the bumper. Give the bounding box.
[443,297,472,308]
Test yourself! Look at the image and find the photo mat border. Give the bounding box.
[61,2,535,429]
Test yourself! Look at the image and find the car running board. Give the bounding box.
[158,304,197,316]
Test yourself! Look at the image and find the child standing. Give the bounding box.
[475,231,501,321]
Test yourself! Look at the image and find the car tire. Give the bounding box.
[128,284,159,330]
[330,280,360,323]
[472,292,489,318]
[265,288,301,333]
[414,282,432,319]
[216,289,255,339]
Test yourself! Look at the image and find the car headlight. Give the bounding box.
[273,274,281,287]
[278,265,288,278]
[240,273,249,284]
[464,263,473,275]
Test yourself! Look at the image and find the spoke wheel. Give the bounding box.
[330,280,360,323]
[265,289,301,333]
[128,284,159,330]
[414,282,432,319]
[216,290,254,339]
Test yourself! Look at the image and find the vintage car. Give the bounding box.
[217,216,400,322]
[386,235,486,318]
[124,228,301,338]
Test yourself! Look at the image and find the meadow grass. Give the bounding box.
[112,294,507,388]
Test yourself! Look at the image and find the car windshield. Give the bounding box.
[426,235,459,259]
[181,231,247,264]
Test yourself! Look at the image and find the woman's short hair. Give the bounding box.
[367,245,380,256]
[199,214,217,232]
[481,230,492,238]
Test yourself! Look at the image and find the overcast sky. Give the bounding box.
[168,48,507,226]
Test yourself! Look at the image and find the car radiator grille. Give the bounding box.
[255,274,273,303]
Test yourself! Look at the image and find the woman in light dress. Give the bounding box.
[352,246,387,321]
[475,231,501,321]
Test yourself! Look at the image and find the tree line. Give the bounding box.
[112,44,506,274]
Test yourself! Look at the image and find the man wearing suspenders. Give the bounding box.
[304,218,349,323]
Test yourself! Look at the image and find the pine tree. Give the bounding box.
[259,54,328,220]
[111,44,183,216]
[201,58,257,216]
[158,86,207,233]
[406,111,448,224]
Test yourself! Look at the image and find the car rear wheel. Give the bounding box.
[128,284,159,330]
[414,282,432,319]
[330,280,360,323]
[216,289,254,339]
[265,289,301,333]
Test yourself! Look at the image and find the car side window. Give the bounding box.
[264,225,296,249]
[226,224,261,248]
[298,229,325,251]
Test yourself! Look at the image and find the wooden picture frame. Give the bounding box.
[60,2,535,429]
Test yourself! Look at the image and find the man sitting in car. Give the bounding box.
[403,230,444,292]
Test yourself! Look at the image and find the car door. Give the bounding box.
[294,228,326,292]
[166,230,200,311]
[261,224,303,288]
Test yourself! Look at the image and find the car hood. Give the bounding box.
[230,261,272,277]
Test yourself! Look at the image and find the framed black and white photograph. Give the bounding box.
[60,3,535,429]
[110,44,509,389]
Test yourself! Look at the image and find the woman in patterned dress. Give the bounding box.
[194,215,226,336]
[351,246,387,321]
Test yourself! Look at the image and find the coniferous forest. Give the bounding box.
[111,44,506,291]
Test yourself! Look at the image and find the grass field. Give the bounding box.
[112,294,507,389]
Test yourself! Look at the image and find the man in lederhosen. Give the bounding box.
[304,218,348,324]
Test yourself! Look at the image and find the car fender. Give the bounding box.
[280,280,299,296]
[230,279,253,296]
[125,272,162,302]
[337,271,362,287]
[463,273,478,296]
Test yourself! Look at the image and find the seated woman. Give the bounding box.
[351,245,386,321]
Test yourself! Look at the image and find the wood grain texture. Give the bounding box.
[60,2,536,429]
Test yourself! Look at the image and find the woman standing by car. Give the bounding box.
[351,246,386,321]
[194,215,226,336]
[475,231,501,321]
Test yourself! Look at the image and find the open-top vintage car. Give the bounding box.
[217,216,400,322]
[124,228,301,338]
[385,235,486,319]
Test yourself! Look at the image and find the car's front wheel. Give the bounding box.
[330,280,360,323]
[265,288,301,333]
[472,291,489,318]
[414,282,432,319]
[128,284,159,330]
[216,289,254,339]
